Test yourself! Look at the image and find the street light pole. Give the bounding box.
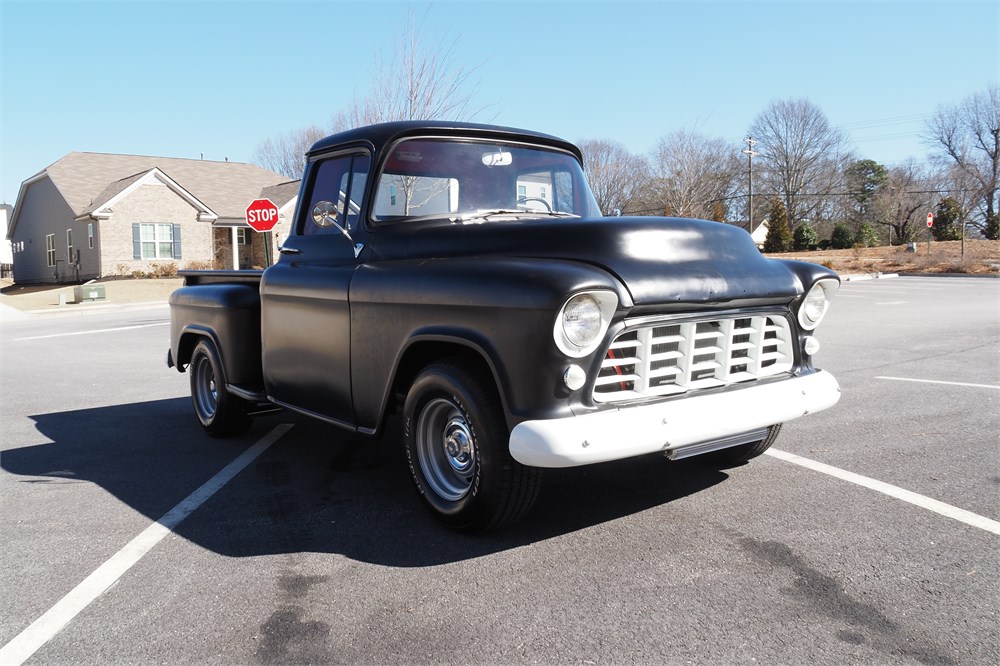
[743,137,758,233]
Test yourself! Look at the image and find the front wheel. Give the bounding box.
[189,339,252,437]
[403,360,541,532]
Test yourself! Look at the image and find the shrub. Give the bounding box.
[183,260,213,271]
[793,223,818,251]
[831,223,854,249]
[149,262,178,278]
[855,222,880,248]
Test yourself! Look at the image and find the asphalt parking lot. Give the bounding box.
[1,275,997,665]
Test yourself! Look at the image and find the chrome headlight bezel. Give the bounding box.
[798,279,838,330]
[553,290,618,358]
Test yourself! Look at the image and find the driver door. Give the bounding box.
[260,151,370,427]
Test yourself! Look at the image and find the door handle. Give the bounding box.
[278,246,302,255]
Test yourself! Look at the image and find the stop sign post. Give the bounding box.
[245,198,280,267]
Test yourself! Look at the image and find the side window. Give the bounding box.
[301,153,369,235]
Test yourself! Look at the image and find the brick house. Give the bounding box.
[6,152,292,284]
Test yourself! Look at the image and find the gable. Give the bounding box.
[83,168,217,223]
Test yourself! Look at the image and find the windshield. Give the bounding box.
[371,138,601,223]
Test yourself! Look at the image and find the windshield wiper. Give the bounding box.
[458,210,579,223]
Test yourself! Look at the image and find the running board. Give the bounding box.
[227,384,282,416]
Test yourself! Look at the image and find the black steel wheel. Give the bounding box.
[189,339,252,437]
[403,360,541,532]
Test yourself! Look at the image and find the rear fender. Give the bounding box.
[168,284,263,388]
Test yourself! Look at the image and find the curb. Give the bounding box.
[0,300,169,318]
[840,273,899,282]
[895,272,1000,279]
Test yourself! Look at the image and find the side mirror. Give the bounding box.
[312,201,341,227]
[310,200,363,258]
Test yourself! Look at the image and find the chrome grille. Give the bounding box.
[594,314,794,403]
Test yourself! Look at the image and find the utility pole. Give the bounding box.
[742,137,758,233]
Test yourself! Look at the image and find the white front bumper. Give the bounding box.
[509,370,840,468]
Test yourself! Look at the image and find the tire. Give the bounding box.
[403,360,542,532]
[702,424,782,466]
[189,339,252,437]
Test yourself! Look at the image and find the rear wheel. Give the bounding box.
[403,360,541,532]
[189,339,252,437]
[703,424,782,465]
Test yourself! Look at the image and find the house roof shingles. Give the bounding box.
[31,152,287,223]
[259,180,301,208]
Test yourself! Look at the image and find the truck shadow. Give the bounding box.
[3,398,730,567]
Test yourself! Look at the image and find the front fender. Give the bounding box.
[349,257,630,433]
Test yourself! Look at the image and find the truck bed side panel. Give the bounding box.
[169,282,264,389]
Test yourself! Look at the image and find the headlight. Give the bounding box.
[564,295,602,346]
[798,279,838,330]
[553,291,617,357]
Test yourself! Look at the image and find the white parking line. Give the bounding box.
[12,322,169,341]
[876,376,1000,390]
[766,448,1000,536]
[0,423,294,666]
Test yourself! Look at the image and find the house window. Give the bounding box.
[140,223,174,259]
[237,228,250,245]
[88,223,94,249]
[66,229,74,264]
[45,234,55,267]
[517,185,527,200]
[389,183,397,206]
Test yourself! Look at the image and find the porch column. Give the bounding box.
[231,226,239,270]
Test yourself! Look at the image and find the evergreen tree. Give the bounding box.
[831,223,854,249]
[763,198,793,253]
[932,197,963,241]
[985,213,999,241]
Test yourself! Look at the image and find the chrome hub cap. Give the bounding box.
[417,398,477,501]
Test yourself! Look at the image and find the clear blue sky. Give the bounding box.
[1,0,998,205]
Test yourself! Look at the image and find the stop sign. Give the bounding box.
[927,212,934,228]
[246,198,280,232]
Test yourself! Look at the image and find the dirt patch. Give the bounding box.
[768,239,999,276]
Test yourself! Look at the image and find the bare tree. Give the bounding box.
[252,125,326,179]
[748,98,853,227]
[254,9,486,185]
[647,130,742,220]
[925,83,1000,238]
[332,9,485,131]
[578,139,649,216]
[872,160,935,244]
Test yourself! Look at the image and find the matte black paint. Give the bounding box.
[168,122,838,439]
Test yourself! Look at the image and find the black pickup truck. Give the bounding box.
[168,121,841,531]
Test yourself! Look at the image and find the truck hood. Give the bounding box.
[374,216,804,305]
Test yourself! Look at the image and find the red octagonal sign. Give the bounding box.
[246,198,280,232]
